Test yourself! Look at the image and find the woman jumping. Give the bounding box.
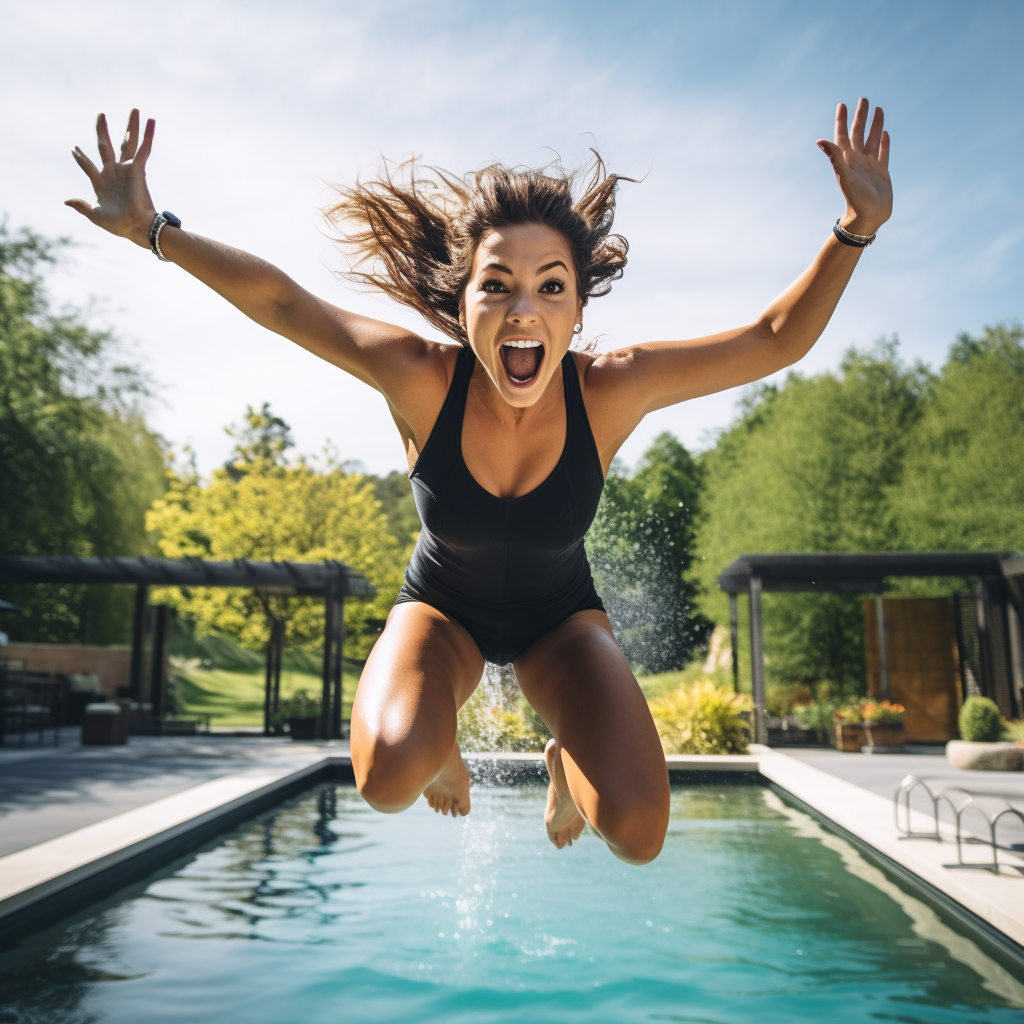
[67,100,891,864]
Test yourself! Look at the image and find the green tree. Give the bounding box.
[587,432,710,672]
[894,324,1024,552]
[365,469,420,546]
[694,338,930,692]
[147,406,410,659]
[0,223,166,642]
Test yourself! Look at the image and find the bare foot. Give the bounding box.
[544,738,586,849]
[423,744,471,817]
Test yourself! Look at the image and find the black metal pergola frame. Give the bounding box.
[717,551,1024,745]
[0,556,375,739]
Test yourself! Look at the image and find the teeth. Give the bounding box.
[502,340,542,349]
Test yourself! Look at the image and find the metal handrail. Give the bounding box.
[893,774,1024,873]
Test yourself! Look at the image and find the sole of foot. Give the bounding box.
[544,738,587,848]
[423,745,471,817]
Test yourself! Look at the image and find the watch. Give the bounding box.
[149,211,182,261]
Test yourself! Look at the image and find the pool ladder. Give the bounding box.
[893,774,1024,873]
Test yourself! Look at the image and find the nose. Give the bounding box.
[506,288,539,326]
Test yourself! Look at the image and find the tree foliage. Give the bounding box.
[147,405,410,658]
[694,328,1023,695]
[587,432,710,672]
[0,223,165,642]
[893,324,1024,552]
[694,338,931,692]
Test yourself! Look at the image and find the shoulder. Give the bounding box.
[573,344,641,398]
[385,339,464,458]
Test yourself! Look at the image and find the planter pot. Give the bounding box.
[288,717,319,741]
[945,740,1023,771]
[863,723,904,748]
[835,723,865,752]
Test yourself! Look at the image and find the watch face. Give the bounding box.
[162,211,182,229]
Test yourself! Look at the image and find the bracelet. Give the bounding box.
[149,211,182,261]
[833,218,876,248]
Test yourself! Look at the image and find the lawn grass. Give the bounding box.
[175,666,361,727]
[172,648,738,728]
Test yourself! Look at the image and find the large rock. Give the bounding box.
[945,740,1023,771]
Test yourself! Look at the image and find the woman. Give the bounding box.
[67,100,891,864]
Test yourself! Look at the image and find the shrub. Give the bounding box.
[649,680,752,755]
[792,683,843,740]
[958,696,1004,742]
[765,681,814,717]
[274,688,321,725]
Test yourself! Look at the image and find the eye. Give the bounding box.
[481,278,509,294]
[539,277,565,294]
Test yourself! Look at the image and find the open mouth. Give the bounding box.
[500,340,544,387]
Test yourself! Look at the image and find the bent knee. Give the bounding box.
[596,800,669,865]
[353,736,447,814]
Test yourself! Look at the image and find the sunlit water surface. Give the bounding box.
[2,783,1023,1023]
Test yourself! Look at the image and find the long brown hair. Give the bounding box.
[324,154,631,343]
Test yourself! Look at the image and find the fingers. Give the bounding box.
[865,105,884,160]
[850,97,869,151]
[71,146,102,188]
[120,108,140,161]
[64,198,98,223]
[834,102,850,152]
[816,139,843,179]
[95,113,116,167]
[879,129,890,170]
[135,117,156,167]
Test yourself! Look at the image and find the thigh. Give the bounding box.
[351,601,484,775]
[514,610,669,834]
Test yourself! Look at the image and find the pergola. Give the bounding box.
[717,551,1024,744]
[0,556,375,739]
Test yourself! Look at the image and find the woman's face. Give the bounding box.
[462,223,581,408]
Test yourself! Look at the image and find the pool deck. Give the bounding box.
[1,736,1023,954]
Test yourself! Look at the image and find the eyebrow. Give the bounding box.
[481,259,569,275]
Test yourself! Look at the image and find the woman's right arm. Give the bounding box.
[66,109,448,405]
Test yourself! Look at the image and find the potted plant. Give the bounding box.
[275,689,322,741]
[834,704,866,752]
[946,696,1022,770]
[861,701,905,748]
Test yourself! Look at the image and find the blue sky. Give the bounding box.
[2,0,1020,475]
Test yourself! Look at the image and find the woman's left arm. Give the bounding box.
[585,99,892,466]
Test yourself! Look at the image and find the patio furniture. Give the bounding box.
[1,660,64,747]
[893,774,1024,873]
[81,701,130,745]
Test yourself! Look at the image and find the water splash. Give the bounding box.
[457,663,548,755]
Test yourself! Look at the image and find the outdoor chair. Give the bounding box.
[1,660,64,747]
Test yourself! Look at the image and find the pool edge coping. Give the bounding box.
[1,748,1022,959]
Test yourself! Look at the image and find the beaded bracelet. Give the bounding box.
[833,218,876,248]
[149,211,182,261]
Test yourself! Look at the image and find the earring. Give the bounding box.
[573,323,582,334]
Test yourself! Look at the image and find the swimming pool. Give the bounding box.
[1,781,1022,1022]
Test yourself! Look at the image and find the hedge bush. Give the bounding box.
[958,696,1003,743]
[649,680,752,755]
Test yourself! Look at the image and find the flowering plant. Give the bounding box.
[861,700,905,725]
[834,704,865,724]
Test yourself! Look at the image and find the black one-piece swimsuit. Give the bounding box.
[395,346,606,665]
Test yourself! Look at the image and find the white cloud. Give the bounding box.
[2,0,1020,475]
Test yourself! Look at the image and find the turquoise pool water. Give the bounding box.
[2,782,1022,1022]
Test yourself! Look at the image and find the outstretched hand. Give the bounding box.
[817,98,892,236]
[66,109,158,248]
